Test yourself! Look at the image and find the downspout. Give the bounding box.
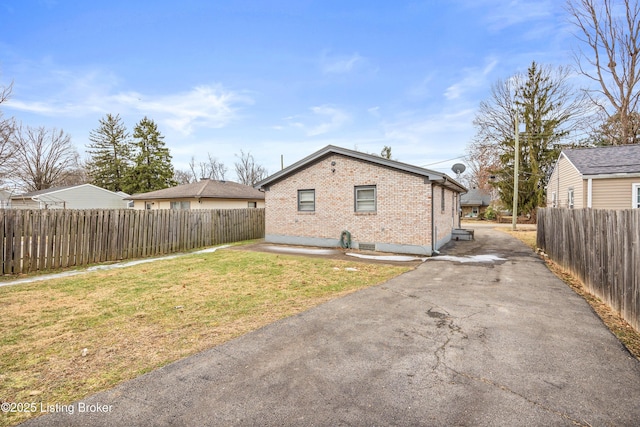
[431,182,438,255]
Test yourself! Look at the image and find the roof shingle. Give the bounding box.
[127,179,264,200]
[563,144,640,175]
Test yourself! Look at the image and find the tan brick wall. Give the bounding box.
[432,184,458,245]
[265,154,442,248]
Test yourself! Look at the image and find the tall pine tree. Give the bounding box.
[127,117,175,193]
[86,114,132,192]
[472,62,591,215]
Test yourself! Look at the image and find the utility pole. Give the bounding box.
[512,111,519,231]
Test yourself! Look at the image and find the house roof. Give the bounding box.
[11,184,128,200]
[562,144,640,175]
[255,145,467,193]
[127,179,265,200]
[460,189,491,207]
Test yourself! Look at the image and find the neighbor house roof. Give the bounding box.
[562,144,640,176]
[127,179,265,200]
[460,189,491,207]
[255,145,467,193]
[11,184,128,199]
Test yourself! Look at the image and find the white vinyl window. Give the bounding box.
[633,183,640,209]
[551,191,557,208]
[567,188,574,209]
[298,189,315,212]
[248,201,257,208]
[355,185,376,212]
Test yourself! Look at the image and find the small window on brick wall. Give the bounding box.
[355,185,376,212]
[298,189,315,211]
[441,187,445,212]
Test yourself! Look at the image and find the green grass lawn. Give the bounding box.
[0,247,409,426]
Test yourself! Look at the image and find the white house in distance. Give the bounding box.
[127,179,265,210]
[546,144,640,209]
[9,184,130,209]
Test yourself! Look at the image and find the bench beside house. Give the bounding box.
[255,145,467,256]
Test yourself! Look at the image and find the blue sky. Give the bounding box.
[0,0,577,179]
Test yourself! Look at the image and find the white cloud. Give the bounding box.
[320,51,365,74]
[6,65,253,135]
[307,105,350,136]
[459,0,556,32]
[444,58,498,100]
[111,85,253,134]
[281,105,350,136]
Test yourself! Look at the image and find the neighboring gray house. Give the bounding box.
[461,188,492,218]
[546,144,640,209]
[10,184,130,210]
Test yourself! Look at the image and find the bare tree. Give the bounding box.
[464,140,501,192]
[234,150,267,186]
[173,169,193,185]
[470,62,592,213]
[567,0,640,144]
[189,153,228,181]
[0,79,17,182]
[10,125,79,192]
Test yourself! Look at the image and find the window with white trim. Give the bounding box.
[633,183,640,209]
[355,185,376,212]
[298,189,315,212]
[567,188,574,209]
[551,191,557,208]
[248,201,257,208]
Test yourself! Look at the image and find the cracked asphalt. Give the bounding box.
[22,227,640,426]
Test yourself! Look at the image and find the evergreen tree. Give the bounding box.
[86,114,132,192]
[472,62,591,215]
[127,117,175,193]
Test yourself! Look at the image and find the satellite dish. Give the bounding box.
[451,163,466,175]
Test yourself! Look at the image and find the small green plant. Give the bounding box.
[483,205,497,220]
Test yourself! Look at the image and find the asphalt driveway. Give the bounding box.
[22,228,640,426]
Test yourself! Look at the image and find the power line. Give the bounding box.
[421,155,466,167]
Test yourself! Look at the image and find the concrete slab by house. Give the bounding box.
[21,228,640,426]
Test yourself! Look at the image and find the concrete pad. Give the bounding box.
[21,228,640,426]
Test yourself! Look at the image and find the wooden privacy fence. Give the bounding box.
[0,208,265,275]
[537,208,640,331]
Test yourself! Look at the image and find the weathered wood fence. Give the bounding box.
[537,208,640,331]
[0,208,265,275]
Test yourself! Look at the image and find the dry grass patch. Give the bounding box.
[0,249,409,426]
[500,228,640,360]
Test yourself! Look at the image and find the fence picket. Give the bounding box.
[537,208,640,332]
[0,208,264,276]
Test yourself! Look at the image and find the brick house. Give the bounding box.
[255,145,467,256]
